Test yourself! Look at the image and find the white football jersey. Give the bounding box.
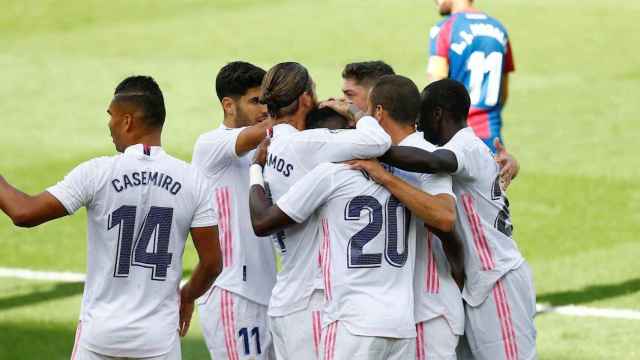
[443,127,524,306]
[278,163,416,338]
[192,125,277,306]
[47,144,216,358]
[393,132,464,335]
[264,116,391,317]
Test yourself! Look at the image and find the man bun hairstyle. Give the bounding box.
[342,61,395,87]
[259,62,312,118]
[114,75,166,128]
[369,75,420,125]
[419,79,471,126]
[215,61,266,101]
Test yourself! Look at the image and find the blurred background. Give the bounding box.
[0,0,638,358]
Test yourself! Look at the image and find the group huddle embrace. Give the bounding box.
[0,60,535,360]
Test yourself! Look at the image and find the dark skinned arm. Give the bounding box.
[179,226,223,337]
[431,228,465,290]
[0,175,68,227]
[379,146,459,174]
[248,137,296,237]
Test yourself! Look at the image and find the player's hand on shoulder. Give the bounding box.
[319,98,363,125]
[253,137,271,167]
[346,159,392,185]
[493,138,520,190]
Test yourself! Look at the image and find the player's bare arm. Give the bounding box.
[347,159,456,233]
[248,138,296,236]
[179,226,223,337]
[234,116,274,156]
[0,176,68,227]
[380,146,459,174]
[431,229,465,289]
[426,55,449,84]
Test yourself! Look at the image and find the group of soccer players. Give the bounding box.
[0,1,538,359]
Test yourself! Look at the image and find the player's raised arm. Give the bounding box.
[0,176,68,227]
[179,225,223,337]
[248,138,296,236]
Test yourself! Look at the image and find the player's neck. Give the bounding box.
[130,132,162,148]
[452,1,476,13]
[274,114,305,131]
[388,124,415,145]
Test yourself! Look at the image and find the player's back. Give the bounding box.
[442,128,524,306]
[49,144,214,357]
[192,126,277,306]
[278,163,417,338]
[264,119,391,317]
[431,11,515,146]
[392,132,465,335]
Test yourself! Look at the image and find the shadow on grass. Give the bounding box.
[537,278,640,306]
[0,322,209,360]
[0,282,84,311]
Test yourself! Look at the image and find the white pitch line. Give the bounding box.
[0,267,188,287]
[536,303,640,320]
[1,267,639,320]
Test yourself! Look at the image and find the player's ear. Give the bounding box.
[221,97,235,118]
[122,113,134,133]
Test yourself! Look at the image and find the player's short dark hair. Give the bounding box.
[419,79,470,126]
[215,61,266,101]
[260,62,313,118]
[306,107,350,130]
[369,75,420,125]
[342,61,395,87]
[114,75,165,128]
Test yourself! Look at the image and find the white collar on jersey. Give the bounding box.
[123,144,165,158]
[271,123,298,138]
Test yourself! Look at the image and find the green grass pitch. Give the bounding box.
[1,0,639,359]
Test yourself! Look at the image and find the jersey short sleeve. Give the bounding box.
[192,127,243,176]
[419,172,456,200]
[429,17,455,59]
[190,168,218,228]
[46,158,103,214]
[289,116,391,171]
[443,128,477,179]
[276,163,338,223]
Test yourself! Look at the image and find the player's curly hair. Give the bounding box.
[342,61,395,87]
[419,79,471,127]
[259,62,313,118]
[215,61,266,101]
[114,75,166,128]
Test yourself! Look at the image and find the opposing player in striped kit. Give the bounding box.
[348,75,465,360]
[192,62,277,360]
[383,79,537,360]
[0,76,223,360]
[251,62,392,359]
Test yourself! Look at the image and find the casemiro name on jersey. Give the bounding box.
[111,171,182,195]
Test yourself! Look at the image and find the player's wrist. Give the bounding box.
[249,164,264,188]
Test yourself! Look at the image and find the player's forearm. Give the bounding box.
[431,228,465,289]
[0,176,37,227]
[235,119,273,156]
[380,175,456,233]
[181,260,221,303]
[380,147,457,174]
[248,184,276,236]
